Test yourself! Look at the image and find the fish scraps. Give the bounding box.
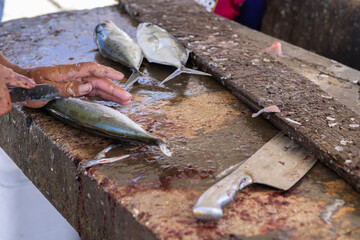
[252,105,281,118]
[82,144,130,169]
[264,41,283,58]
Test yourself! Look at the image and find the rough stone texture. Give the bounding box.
[1,4,360,240]
[262,0,360,70]
[118,0,360,192]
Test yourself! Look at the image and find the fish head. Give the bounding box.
[137,22,156,36]
[95,21,118,37]
[95,22,110,40]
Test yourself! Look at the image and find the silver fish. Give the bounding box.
[136,23,212,84]
[94,21,144,90]
[46,98,161,145]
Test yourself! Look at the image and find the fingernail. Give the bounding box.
[124,92,132,99]
[29,78,36,85]
[79,83,92,94]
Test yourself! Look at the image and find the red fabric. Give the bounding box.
[213,0,246,20]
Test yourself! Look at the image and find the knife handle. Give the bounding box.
[192,168,253,221]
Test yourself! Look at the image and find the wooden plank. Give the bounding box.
[119,0,360,192]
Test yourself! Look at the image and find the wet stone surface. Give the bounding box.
[119,0,360,193]
[0,4,360,240]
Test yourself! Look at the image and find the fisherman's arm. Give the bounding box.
[0,52,36,116]
[0,52,132,109]
[25,62,132,107]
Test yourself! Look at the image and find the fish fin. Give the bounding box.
[160,68,183,84]
[161,66,212,84]
[123,72,143,90]
[185,48,191,59]
[88,48,99,53]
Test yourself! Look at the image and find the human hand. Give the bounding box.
[0,64,36,116]
[25,62,132,108]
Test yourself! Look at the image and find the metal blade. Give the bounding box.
[192,132,317,221]
[240,132,316,190]
[8,84,60,103]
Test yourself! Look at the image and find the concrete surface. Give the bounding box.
[1,3,360,239]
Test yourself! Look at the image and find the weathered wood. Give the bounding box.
[119,0,360,192]
[261,0,360,70]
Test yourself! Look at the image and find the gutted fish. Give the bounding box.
[136,23,211,84]
[46,98,161,145]
[94,21,144,90]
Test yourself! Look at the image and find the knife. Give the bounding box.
[192,132,317,221]
[8,84,60,103]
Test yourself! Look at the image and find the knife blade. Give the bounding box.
[8,84,60,103]
[192,132,317,221]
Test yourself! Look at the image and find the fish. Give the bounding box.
[45,98,171,156]
[136,23,212,84]
[94,21,145,90]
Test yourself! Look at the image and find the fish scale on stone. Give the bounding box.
[94,21,146,90]
[136,23,212,84]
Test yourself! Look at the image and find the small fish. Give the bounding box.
[94,21,145,90]
[46,98,171,156]
[136,23,212,84]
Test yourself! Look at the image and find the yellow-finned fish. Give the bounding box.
[136,23,211,84]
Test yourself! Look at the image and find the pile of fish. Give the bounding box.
[45,21,211,165]
[94,21,211,89]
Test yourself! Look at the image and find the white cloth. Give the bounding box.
[0,148,81,240]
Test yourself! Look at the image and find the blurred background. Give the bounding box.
[2,0,116,21]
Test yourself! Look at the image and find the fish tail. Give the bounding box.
[160,68,183,84]
[161,66,212,84]
[123,71,143,90]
